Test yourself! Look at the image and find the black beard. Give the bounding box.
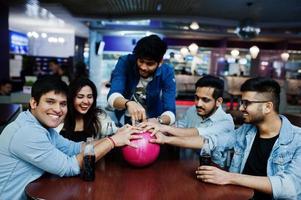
[196,106,218,119]
[244,115,265,125]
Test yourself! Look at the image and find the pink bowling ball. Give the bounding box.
[122,131,160,167]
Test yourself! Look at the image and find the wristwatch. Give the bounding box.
[157,116,164,124]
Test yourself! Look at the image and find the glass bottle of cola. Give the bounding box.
[81,137,96,181]
[199,137,212,166]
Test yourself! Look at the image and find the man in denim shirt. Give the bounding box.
[195,77,301,199]
[141,75,234,167]
[108,35,176,125]
[0,76,139,200]
[176,75,234,137]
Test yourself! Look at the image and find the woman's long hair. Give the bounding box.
[63,77,103,137]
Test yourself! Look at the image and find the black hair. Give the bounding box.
[0,79,12,86]
[133,34,167,63]
[49,59,59,65]
[195,75,224,99]
[74,61,89,79]
[240,77,280,113]
[31,75,68,104]
[63,77,103,137]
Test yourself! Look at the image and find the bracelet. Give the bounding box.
[108,137,116,148]
[105,138,114,149]
[125,100,131,109]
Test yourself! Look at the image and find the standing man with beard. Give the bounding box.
[147,77,301,199]
[107,35,176,125]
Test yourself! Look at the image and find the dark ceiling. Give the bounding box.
[39,0,301,24]
[8,0,301,43]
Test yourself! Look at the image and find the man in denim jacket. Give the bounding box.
[196,77,301,199]
[107,35,176,125]
[145,77,300,199]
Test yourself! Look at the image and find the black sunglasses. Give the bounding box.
[240,99,271,109]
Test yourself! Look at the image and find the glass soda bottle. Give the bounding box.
[199,137,212,166]
[81,137,96,181]
[105,122,114,136]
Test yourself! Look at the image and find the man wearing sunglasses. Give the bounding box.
[194,77,301,200]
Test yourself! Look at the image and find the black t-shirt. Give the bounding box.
[60,130,93,142]
[242,133,279,200]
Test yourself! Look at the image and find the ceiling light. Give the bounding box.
[190,22,199,30]
[83,52,89,58]
[41,33,47,38]
[280,52,289,62]
[230,49,239,57]
[48,37,58,43]
[52,37,58,43]
[27,32,33,37]
[48,37,54,43]
[188,43,198,55]
[31,31,39,38]
[174,54,182,61]
[180,47,189,57]
[58,37,65,43]
[249,45,260,59]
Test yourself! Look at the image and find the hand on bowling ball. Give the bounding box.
[139,121,167,136]
[147,117,160,124]
[110,124,142,148]
[195,165,231,185]
[149,131,167,144]
[126,101,147,125]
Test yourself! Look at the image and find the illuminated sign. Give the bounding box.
[9,31,29,55]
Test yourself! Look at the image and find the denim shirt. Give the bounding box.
[177,106,233,130]
[178,106,234,167]
[108,54,176,118]
[207,115,301,199]
[0,111,82,200]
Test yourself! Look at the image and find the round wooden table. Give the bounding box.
[26,148,254,200]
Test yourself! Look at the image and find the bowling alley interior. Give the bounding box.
[1,0,301,199]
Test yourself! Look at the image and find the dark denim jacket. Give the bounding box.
[108,54,176,118]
